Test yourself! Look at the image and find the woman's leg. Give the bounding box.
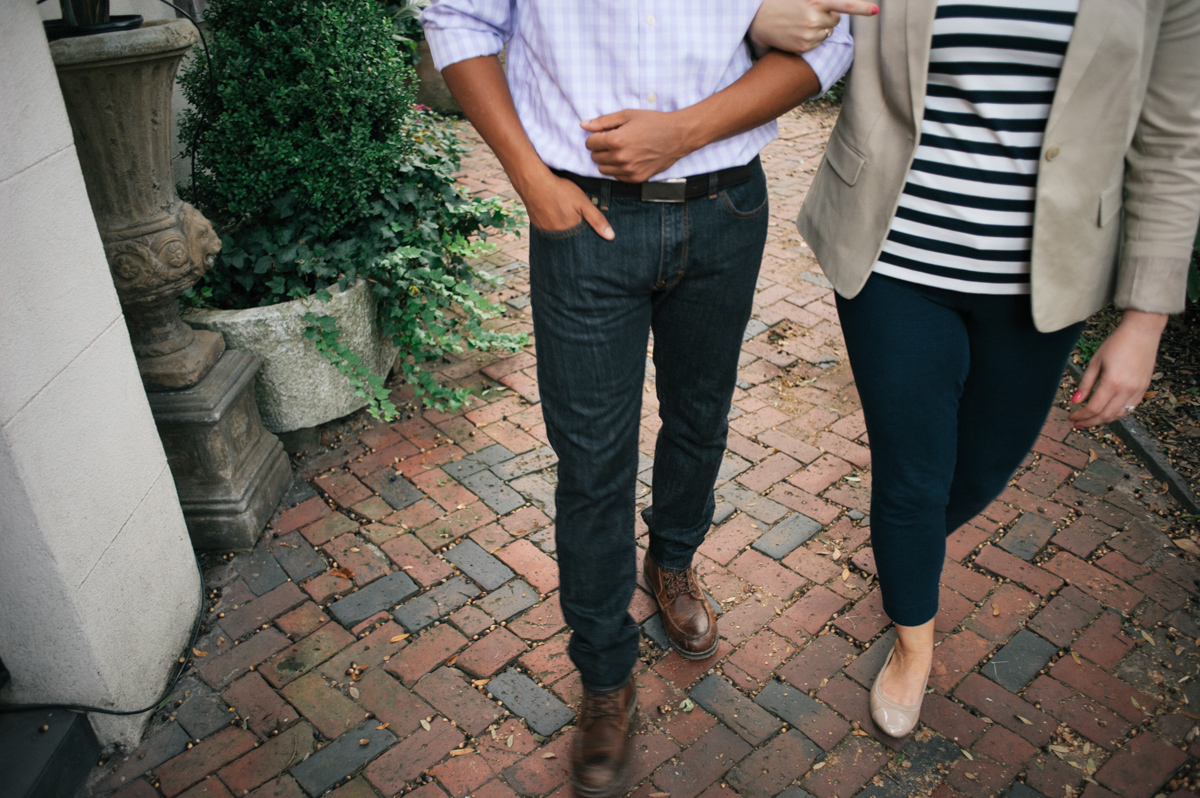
[836,275,972,707]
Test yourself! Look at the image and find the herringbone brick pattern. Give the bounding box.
[85,108,1200,798]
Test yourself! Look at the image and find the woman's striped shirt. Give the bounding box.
[872,0,1080,294]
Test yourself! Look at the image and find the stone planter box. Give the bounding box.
[184,280,397,433]
[415,39,461,116]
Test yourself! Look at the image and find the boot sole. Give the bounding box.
[672,636,720,660]
[570,693,639,798]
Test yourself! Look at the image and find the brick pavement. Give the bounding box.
[85,108,1200,798]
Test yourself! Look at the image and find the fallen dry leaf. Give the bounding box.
[1140,630,1154,646]
[449,748,474,757]
[420,719,431,731]
[648,793,671,798]
[812,762,826,770]
[1088,449,1098,463]
[472,679,490,687]
[542,752,557,759]
[1174,538,1200,556]
[961,749,973,761]
[842,567,851,582]
[332,567,355,580]
[390,634,410,643]
[992,605,1000,617]
[377,723,389,730]
[192,649,208,658]
[1016,715,1032,725]
[1070,651,1082,665]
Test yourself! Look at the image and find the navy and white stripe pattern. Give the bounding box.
[873,0,1079,294]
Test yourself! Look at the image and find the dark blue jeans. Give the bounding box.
[835,275,1082,627]
[529,163,769,692]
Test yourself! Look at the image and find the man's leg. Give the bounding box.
[640,164,770,655]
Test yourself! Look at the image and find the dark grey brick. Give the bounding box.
[983,630,1059,692]
[855,733,961,798]
[530,527,556,554]
[753,680,848,750]
[269,531,327,582]
[444,539,515,591]
[282,478,318,508]
[743,319,770,341]
[642,614,670,651]
[328,571,420,627]
[170,678,231,740]
[778,789,817,798]
[844,629,896,689]
[470,444,517,467]
[486,668,573,737]
[363,470,424,511]
[847,510,867,522]
[510,474,556,519]
[393,576,481,632]
[239,548,289,596]
[718,455,751,483]
[715,483,790,524]
[753,513,823,559]
[727,730,821,798]
[998,514,1055,561]
[444,456,491,480]
[459,469,526,515]
[1004,783,1048,798]
[713,501,735,526]
[290,718,396,796]
[477,579,539,621]
[490,446,558,481]
[689,674,783,745]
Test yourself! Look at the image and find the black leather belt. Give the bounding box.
[552,156,758,203]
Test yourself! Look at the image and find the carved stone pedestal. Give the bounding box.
[147,351,292,550]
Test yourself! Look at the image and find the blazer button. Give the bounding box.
[1045,145,1061,162]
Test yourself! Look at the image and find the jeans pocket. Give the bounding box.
[531,218,591,240]
[719,175,769,220]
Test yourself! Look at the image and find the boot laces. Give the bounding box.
[662,568,699,600]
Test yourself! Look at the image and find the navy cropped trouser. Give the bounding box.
[835,274,1082,627]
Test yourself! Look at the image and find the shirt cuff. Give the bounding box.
[802,15,854,97]
[420,10,507,72]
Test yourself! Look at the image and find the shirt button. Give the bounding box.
[1045,145,1061,162]
[647,93,657,103]
[646,15,655,24]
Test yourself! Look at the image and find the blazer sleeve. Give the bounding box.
[1115,0,1200,314]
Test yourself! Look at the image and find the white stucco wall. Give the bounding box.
[0,0,202,750]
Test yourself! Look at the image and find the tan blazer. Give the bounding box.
[796,0,1200,331]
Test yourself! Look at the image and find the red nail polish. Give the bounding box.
[871,6,879,14]
[1071,391,1082,403]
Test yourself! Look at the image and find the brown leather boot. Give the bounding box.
[570,678,637,798]
[643,555,719,659]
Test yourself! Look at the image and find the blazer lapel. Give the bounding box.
[905,0,938,133]
[1045,0,1129,138]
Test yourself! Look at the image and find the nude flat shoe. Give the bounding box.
[869,646,929,738]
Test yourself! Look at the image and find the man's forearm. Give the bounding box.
[440,55,550,194]
[672,50,823,154]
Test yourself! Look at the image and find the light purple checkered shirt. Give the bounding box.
[422,1,853,180]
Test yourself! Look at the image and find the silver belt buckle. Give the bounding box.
[641,178,687,203]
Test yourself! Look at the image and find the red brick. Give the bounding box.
[155,727,258,797]
[937,560,994,603]
[651,724,753,798]
[318,620,410,680]
[1096,550,1150,580]
[726,432,773,463]
[501,734,573,795]
[1032,435,1090,469]
[298,512,358,546]
[1135,572,1189,610]
[946,524,990,562]
[1025,752,1088,798]
[385,624,468,686]
[349,439,421,478]
[480,421,540,453]
[353,667,432,736]
[276,602,330,639]
[635,670,717,745]
[729,406,791,437]
[470,522,514,554]
[737,452,803,493]
[1073,611,1136,669]
[997,486,1072,523]
[771,586,847,643]
[757,428,823,464]
[768,484,841,525]
[830,410,867,440]
[386,498,445,532]
[1023,675,1130,750]
[499,505,551,536]
[974,545,1064,596]
[726,629,795,687]
[432,751,494,797]
[315,470,373,507]
[507,593,566,641]
[922,693,988,746]
[365,718,467,794]
[223,672,299,737]
[935,586,976,632]
[1053,486,1135,530]
[380,534,452,587]
[466,396,526,427]
[1157,552,1200,596]
[1049,655,1159,723]
[199,629,291,689]
[416,502,497,549]
[517,634,572,685]
[966,583,1038,642]
[973,725,1036,764]
[729,550,808,601]
[928,630,993,694]
[782,545,841,583]
[802,737,889,798]
[217,723,315,795]
[823,480,872,515]
[653,640,734,689]
[814,432,871,468]
[458,628,530,679]
[177,779,233,798]
[279,671,365,738]
[622,732,682,793]
[412,468,479,513]
[322,533,390,587]
[778,633,857,693]
[301,571,352,604]
[1095,731,1188,798]
[388,783,448,798]
[220,582,307,640]
[1052,516,1112,558]
[495,539,558,594]
[395,444,470,480]
[699,514,763,566]
[259,622,356,688]
[816,674,902,750]
[1015,457,1074,498]
[947,758,1019,798]
[833,588,888,643]
[273,497,331,536]
[954,673,1055,746]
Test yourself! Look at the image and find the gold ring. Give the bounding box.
[824,26,834,40]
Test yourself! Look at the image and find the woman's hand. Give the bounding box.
[749,0,878,56]
[1069,310,1169,428]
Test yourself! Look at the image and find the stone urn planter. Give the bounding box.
[415,39,461,116]
[184,281,398,433]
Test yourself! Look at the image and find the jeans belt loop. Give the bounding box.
[641,178,688,203]
[708,172,719,199]
[600,178,611,211]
